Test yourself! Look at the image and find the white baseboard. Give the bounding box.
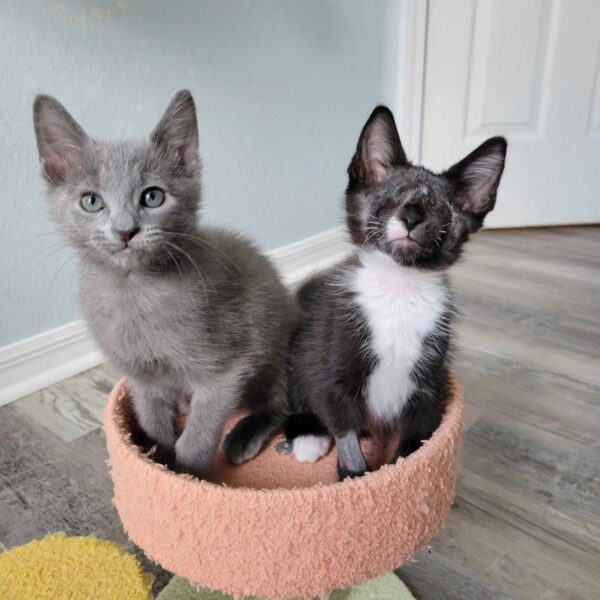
[269,226,350,287]
[0,321,105,407]
[0,227,350,407]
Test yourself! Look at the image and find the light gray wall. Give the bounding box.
[0,0,391,347]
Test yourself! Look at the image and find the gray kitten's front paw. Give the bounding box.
[174,439,210,479]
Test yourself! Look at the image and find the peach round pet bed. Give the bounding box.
[104,378,464,600]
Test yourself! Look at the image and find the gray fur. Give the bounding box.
[33,90,296,478]
[336,431,367,478]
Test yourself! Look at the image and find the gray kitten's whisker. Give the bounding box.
[160,239,210,301]
[160,231,239,276]
[162,245,184,280]
[27,231,63,242]
[179,233,241,274]
[47,251,82,293]
[26,244,73,280]
[168,232,240,270]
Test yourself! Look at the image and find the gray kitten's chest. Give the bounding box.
[81,270,203,377]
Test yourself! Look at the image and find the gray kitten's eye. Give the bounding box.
[80,193,104,213]
[141,187,165,208]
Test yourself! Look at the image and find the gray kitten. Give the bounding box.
[33,90,296,478]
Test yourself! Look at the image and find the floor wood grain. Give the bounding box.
[0,226,598,599]
[14,364,116,442]
[399,550,515,600]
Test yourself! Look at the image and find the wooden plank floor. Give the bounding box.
[1,226,598,599]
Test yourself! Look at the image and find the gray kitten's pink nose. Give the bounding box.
[112,212,140,244]
[114,227,140,244]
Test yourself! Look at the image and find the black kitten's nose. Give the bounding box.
[116,227,140,244]
[400,205,425,232]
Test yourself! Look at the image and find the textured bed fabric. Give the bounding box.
[104,378,463,600]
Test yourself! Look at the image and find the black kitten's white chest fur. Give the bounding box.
[350,250,450,424]
[287,254,455,471]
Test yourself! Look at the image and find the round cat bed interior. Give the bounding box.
[104,378,463,600]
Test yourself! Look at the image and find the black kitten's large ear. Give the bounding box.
[33,95,89,185]
[445,137,507,232]
[151,89,199,175]
[348,106,407,187]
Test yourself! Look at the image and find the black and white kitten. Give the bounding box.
[287,106,507,479]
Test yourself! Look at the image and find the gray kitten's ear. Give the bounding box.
[151,89,199,175]
[445,136,507,232]
[348,106,407,187]
[33,95,88,185]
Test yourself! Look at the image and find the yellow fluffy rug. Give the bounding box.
[0,532,153,600]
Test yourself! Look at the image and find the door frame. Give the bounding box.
[384,0,429,163]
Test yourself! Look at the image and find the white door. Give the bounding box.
[420,0,600,227]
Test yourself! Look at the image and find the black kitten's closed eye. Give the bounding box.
[80,192,104,213]
[141,187,165,208]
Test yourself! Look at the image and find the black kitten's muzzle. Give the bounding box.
[398,202,425,232]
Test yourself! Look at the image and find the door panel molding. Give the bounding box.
[422,0,600,227]
[465,0,559,141]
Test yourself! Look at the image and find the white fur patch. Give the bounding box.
[350,250,448,425]
[292,435,331,463]
[386,216,409,242]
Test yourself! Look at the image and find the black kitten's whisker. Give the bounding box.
[362,227,379,247]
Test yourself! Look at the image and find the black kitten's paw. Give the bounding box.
[337,465,369,481]
[173,464,208,480]
[223,413,275,465]
[223,429,265,465]
[395,438,424,460]
[152,444,176,468]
